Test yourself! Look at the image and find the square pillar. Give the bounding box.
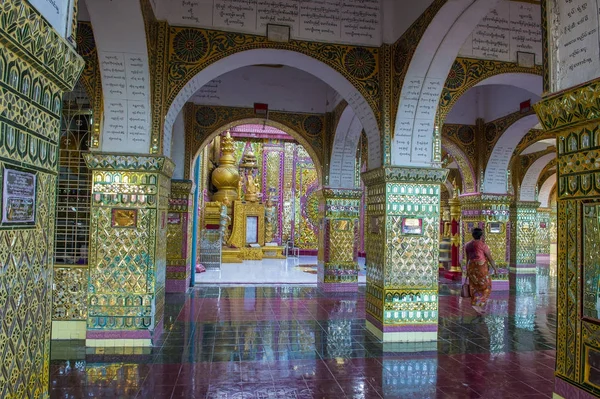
[362,167,447,342]
[459,194,512,290]
[536,207,551,261]
[509,201,540,274]
[84,153,174,347]
[316,188,362,292]
[166,180,193,292]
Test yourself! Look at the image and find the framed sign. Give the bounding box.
[489,222,502,234]
[2,167,37,226]
[401,218,423,235]
[111,208,137,228]
[246,216,259,244]
[168,213,181,225]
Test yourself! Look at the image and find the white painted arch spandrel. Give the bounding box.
[520,153,557,202]
[329,105,363,189]
[538,174,557,208]
[393,0,500,166]
[483,114,539,194]
[164,48,381,168]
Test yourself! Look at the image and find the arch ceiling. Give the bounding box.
[393,0,499,166]
[520,153,556,202]
[165,49,381,169]
[484,114,540,194]
[539,174,557,208]
[330,106,363,189]
[441,139,476,194]
[521,138,556,156]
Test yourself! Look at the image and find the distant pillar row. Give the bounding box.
[84,153,174,347]
[316,188,362,292]
[166,180,194,292]
[536,207,552,262]
[362,167,447,343]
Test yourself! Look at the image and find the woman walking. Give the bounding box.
[464,228,497,314]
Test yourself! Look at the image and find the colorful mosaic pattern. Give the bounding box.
[362,167,447,332]
[0,1,83,397]
[459,194,512,268]
[166,180,193,292]
[509,201,540,270]
[537,208,551,255]
[317,189,362,290]
[534,77,600,396]
[84,154,174,338]
[52,266,88,320]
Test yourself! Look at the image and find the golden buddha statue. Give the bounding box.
[245,174,259,202]
[211,131,240,203]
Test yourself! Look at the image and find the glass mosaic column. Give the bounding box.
[166,180,193,292]
[459,194,512,290]
[509,201,540,275]
[316,188,362,292]
[536,207,551,263]
[362,167,447,342]
[84,154,174,347]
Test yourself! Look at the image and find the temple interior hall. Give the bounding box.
[0,0,597,398]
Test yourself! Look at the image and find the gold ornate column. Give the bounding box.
[535,79,600,398]
[444,195,462,278]
[316,188,362,292]
[536,207,551,260]
[166,180,194,292]
[0,1,84,397]
[84,153,174,347]
[509,201,540,275]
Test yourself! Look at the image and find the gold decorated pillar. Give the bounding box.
[536,207,551,261]
[534,78,600,398]
[316,188,362,292]
[0,1,84,397]
[362,167,447,343]
[84,153,174,347]
[166,180,194,292]
[443,196,462,279]
[509,201,540,274]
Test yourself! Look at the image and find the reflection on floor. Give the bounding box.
[195,256,368,285]
[50,266,556,398]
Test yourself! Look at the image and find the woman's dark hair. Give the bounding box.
[472,228,483,240]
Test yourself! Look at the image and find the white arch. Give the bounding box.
[539,174,557,208]
[474,73,543,96]
[520,153,557,202]
[164,49,381,168]
[484,114,539,194]
[85,0,152,154]
[330,106,363,188]
[444,180,455,198]
[393,0,500,166]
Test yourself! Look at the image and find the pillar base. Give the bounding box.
[444,271,463,281]
[509,264,537,274]
[366,317,437,343]
[554,377,599,399]
[318,281,358,293]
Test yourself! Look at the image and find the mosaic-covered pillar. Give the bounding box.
[459,194,511,290]
[535,79,600,398]
[509,201,540,274]
[362,167,447,342]
[316,188,361,292]
[84,154,174,347]
[536,207,551,262]
[0,2,83,397]
[166,180,193,292]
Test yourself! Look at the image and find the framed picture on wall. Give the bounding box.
[489,222,501,234]
[401,217,423,235]
[1,167,37,226]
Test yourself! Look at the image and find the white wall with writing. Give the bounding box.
[520,153,556,201]
[190,65,332,113]
[459,0,542,65]
[538,173,556,208]
[483,113,539,194]
[86,0,152,154]
[162,0,381,47]
[329,106,362,188]
[171,111,186,179]
[29,0,73,38]
[547,0,600,92]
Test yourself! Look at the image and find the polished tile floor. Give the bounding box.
[50,267,556,398]
[195,256,368,285]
